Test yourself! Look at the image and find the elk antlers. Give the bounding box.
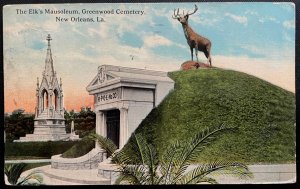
[172,8,180,19]
[187,4,198,16]
[172,4,198,19]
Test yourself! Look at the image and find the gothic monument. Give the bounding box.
[16,34,72,142]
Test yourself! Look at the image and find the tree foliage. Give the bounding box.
[64,107,96,138]
[4,111,34,142]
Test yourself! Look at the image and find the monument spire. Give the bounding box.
[44,34,55,83]
[16,34,73,142]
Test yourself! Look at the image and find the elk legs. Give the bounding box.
[204,50,211,67]
[190,47,194,61]
[195,44,199,62]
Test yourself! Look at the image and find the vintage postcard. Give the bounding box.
[3,2,296,185]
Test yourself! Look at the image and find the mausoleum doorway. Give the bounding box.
[106,109,120,148]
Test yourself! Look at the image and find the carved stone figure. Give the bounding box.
[98,67,106,83]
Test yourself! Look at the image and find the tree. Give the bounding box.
[4,163,43,185]
[92,124,253,185]
[64,107,96,137]
[4,111,34,142]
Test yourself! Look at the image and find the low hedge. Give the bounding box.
[5,141,79,159]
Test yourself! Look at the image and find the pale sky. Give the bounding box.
[3,2,295,113]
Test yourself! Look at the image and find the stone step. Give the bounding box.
[25,165,111,185]
[42,170,111,185]
[16,134,71,142]
[34,127,66,131]
[21,134,70,137]
[33,132,67,135]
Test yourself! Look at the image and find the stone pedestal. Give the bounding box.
[15,118,81,142]
[15,118,70,142]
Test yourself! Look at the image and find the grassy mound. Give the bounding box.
[61,136,95,158]
[123,68,295,164]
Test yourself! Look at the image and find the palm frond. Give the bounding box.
[132,133,150,164]
[159,140,182,184]
[4,163,27,185]
[115,172,142,185]
[90,134,118,156]
[206,160,253,180]
[4,163,43,185]
[17,170,43,185]
[113,149,133,165]
[176,161,253,184]
[114,133,160,185]
[145,144,159,184]
[93,124,251,185]
[172,124,235,182]
[130,133,160,184]
[198,177,218,184]
[116,164,148,185]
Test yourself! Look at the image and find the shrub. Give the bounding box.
[61,135,95,158]
[5,141,79,159]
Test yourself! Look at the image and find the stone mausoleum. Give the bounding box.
[86,65,175,149]
[17,34,77,142]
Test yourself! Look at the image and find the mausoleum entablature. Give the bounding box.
[87,65,174,107]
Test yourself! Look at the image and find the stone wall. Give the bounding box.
[51,148,106,170]
[98,163,296,184]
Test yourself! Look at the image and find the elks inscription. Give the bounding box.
[96,88,121,104]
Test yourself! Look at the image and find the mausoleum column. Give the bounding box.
[96,111,102,135]
[119,107,129,149]
[95,111,105,149]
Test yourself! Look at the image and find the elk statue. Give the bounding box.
[173,5,212,67]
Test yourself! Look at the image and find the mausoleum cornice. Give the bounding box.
[86,65,174,94]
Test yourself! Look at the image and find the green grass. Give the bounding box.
[5,141,79,159]
[123,68,295,164]
[61,136,95,158]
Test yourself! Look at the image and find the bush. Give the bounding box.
[61,135,95,158]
